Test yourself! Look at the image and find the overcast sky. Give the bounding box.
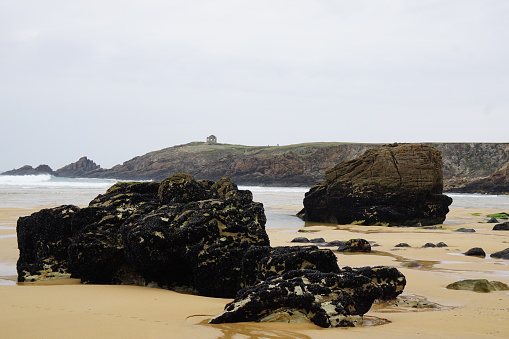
[1,0,508,171]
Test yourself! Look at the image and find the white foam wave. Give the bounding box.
[448,193,502,199]
[240,186,309,193]
[0,174,117,189]
[0,174,52,184]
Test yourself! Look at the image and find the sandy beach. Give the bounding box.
[1,206,508,338]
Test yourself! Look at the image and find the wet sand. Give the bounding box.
[1,207,508,338]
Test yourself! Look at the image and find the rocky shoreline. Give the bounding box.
[3,142,509,194]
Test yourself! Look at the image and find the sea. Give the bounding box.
[1,174,509,229]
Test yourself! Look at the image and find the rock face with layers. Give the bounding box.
[298,143,453,226]
[451,162,509,195]
[55,156,101,177]
[17,174,269,298]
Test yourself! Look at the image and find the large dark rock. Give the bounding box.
[211,246,406,327]
[210,269,383,328]
[463,247,486,258]
[16,174,269,298]
[493,221,509,231]
[17,205,89,281]
[490,248,509,260]
[298,144,453,226]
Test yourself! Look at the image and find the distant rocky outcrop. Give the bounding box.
[2,164,55,176]
[448,162,509,195]
[297,144,453,226]
[55,156,101,177]
[2,157,102,178]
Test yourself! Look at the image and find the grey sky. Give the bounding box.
[1,0,508,172]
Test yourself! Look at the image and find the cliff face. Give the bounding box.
[94,142,509,185]
[92,142,381,185]
[448,162,509,194]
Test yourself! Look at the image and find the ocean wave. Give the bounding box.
[239,186,310,193]
[0,174,52,183]
[447,193,503,199]
[0,174,117,189]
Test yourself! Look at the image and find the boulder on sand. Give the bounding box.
[493,221,509,231]
[210,269,382,328]
[17,174,269,298]
[446,279,509,293]
[297,143,452,226]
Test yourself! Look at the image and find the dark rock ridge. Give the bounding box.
[2,157,101,178]
[493,221,509,230]
[4,142,509,193]
[490,248,509,259]
[298,144,453,226]
[17,174,269,298]
[2,164,55,176]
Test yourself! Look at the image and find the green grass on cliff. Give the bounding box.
[177,141,377,155]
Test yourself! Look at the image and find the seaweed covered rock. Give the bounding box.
[17,174,269,298]
[240,246,340,288]
[336,238,371,252]
[298,144,452,226]
[340,266,406,299]
[210,269,382,328]
[17,205,85,281]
